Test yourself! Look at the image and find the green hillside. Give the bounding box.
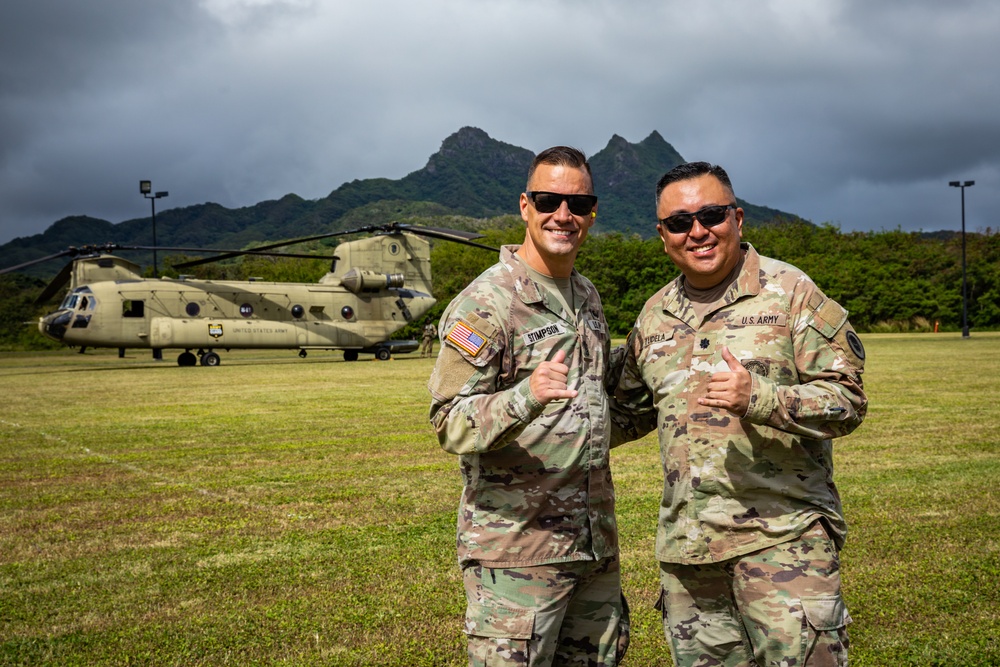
[0,127,802,278]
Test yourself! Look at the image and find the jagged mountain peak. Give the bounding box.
[0,128,801,273]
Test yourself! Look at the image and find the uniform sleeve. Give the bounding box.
[609,325,659,446]
[427,299,545,456]
[743,284,868,440]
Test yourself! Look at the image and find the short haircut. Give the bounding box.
[526,146,593,193]
[655,161,734,202]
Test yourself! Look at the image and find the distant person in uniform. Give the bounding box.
[428,146,632,666]
[420,321,438,357]
[615,161,868,667]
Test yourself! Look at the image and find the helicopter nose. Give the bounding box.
[40,311,72,341]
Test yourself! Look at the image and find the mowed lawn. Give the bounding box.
[1,333,998,666]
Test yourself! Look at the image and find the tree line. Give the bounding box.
[1,218,997,349]
[421,217,1000,337]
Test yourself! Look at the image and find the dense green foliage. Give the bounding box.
[2,218,997,349]
[413,218,1000,337]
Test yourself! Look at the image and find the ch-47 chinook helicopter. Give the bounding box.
[0,223,496,366]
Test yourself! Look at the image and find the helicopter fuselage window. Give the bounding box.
[185,302,201,317]
[123,299,145,318]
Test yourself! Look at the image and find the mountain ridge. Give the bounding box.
[0,127,803,275]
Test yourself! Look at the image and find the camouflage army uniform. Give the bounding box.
[616,243,867,667]
[421,322,438,357]
[429,245,628,667]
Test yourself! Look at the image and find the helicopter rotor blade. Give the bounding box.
[3,221,497,276]
[166,230,371,268]
[168,248,340,269]
[391,224,498,252]
[171,222,496,268]
[393,223,486,240]
[0,248,78,275]
[33,261,75,305]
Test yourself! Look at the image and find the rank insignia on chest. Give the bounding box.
[447,320,488,357]
[693,332,717,356]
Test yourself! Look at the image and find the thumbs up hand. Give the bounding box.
[530,348,578,405]
[698,346,752,418]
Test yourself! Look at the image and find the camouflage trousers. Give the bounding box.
[420,338,435,356]
[461,555,629,667]
[657,521,851,667]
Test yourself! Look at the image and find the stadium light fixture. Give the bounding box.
[948,180,974,338]
[140,181,169,277]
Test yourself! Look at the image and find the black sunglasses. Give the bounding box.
[526,191,598,216]
[659,204,736,234]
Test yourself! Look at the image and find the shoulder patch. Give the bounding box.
[816,298,848,331]
[845,330,866,361]
[807,296,848,339]
[446,320,489,357]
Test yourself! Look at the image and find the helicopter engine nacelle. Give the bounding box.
[341,269,405,294]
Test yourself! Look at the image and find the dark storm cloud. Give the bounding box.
[1,0,998,244]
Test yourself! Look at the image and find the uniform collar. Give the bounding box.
[661,243,760,325]
[500,244,585,322]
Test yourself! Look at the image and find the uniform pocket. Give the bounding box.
[800,595,852,666]
[464,602,534,667]
[801,594,852,632]
[464,601,535,639]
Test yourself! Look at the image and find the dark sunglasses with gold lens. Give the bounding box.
[526,191,598,216]
[659,204,736,234]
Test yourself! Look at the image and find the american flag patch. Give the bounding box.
[446,320,488,356]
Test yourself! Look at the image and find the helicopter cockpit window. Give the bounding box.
[60,294,79,311]
[123,299,145,318]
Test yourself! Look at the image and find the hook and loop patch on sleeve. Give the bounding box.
[447,319,489,357]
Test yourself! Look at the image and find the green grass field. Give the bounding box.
[1,333,998,666]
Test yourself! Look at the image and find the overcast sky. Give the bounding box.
[1,0,997,245]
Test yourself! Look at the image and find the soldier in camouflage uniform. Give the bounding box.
[421,321,438,357]
[428,146,630,666]
[614,162,867,667]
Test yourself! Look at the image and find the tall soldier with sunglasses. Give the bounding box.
[428,146,632,666]
[614,162,867,667]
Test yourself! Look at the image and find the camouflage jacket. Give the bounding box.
[428,245,620,567]
[615,243,867,565]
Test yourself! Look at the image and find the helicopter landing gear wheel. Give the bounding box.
[200,351,221,366]
[375,348,391,361]
[343,350,359,362]
[178,351,197,367]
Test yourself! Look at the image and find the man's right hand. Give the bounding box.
[529,349,578,404]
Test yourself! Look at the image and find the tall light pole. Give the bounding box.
[140,180,168,277]
[948,180,974,338]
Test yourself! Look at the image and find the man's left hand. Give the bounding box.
[698,346,752,418]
